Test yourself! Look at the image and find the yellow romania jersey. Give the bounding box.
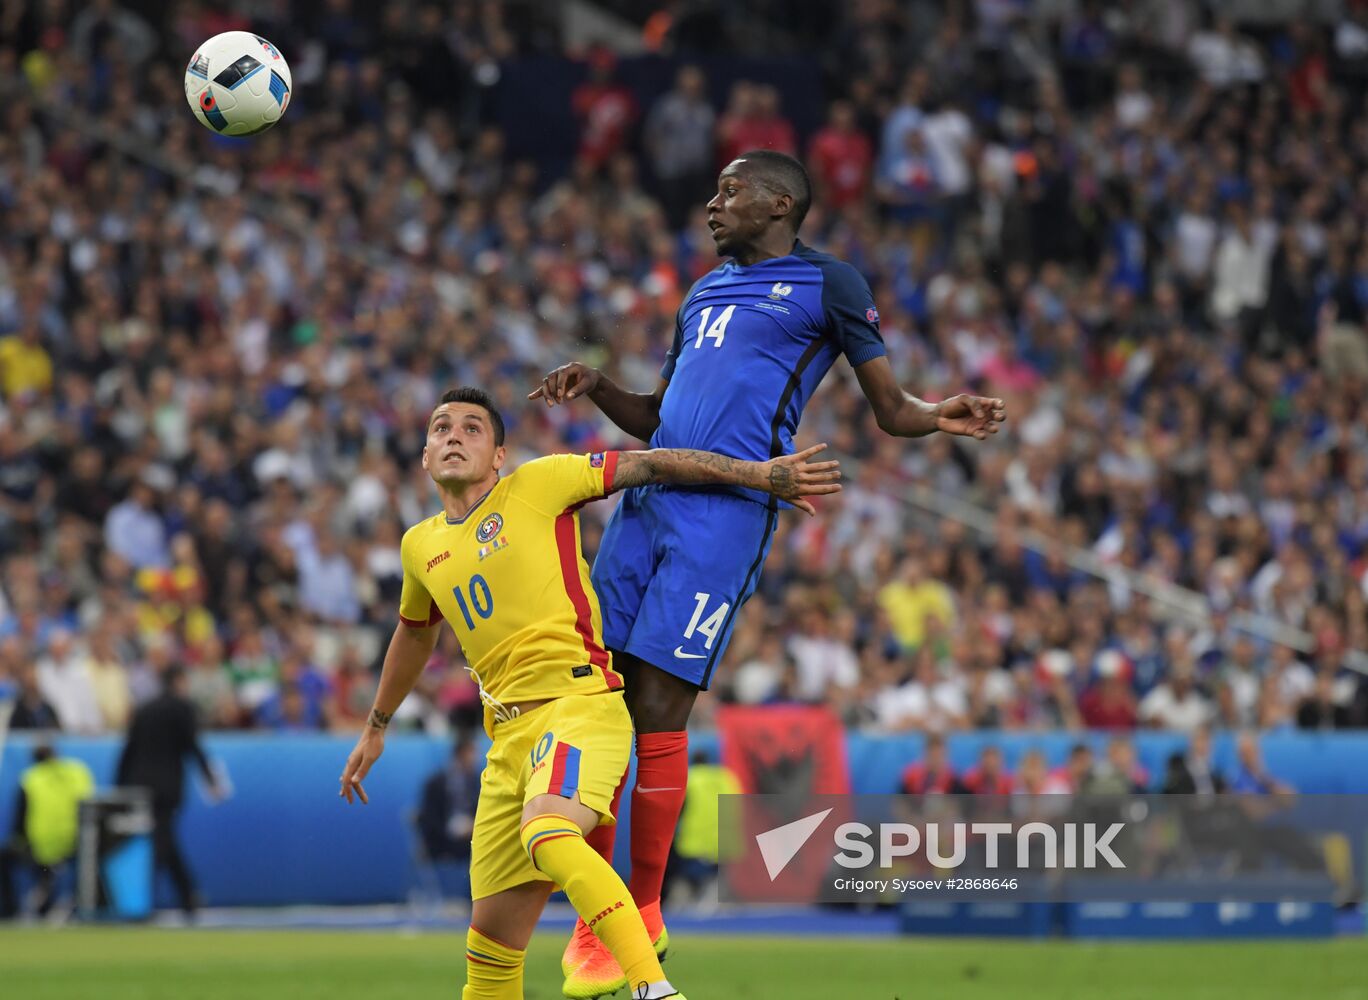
[398,452,624,727]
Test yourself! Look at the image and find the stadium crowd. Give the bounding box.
[1,0,1367,741]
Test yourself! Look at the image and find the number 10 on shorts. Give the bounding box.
[684,592,730,650]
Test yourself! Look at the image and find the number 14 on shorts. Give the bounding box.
[673,591,730,660]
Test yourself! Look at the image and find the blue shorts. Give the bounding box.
[592,486,777,689]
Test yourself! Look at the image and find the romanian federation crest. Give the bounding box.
[476,512,504,544]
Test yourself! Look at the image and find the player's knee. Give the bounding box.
[521,794,596,831]
[519,810,587,868]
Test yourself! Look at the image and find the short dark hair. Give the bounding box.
[734,149,812,232]
[433,387,505,446]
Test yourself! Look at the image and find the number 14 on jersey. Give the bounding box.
[694,305,735,349]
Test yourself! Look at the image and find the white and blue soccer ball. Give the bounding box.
[184,31,291,136]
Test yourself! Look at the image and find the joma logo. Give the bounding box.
[587,900,624,929]
[426,551,450,573]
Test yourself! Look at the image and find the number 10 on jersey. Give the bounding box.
[453,574,494,630]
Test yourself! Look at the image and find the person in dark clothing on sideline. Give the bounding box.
[416,737,481,862]
[116,666,221,915]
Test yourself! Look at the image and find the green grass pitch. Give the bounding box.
[2,927,1367,999]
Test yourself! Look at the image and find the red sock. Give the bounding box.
[628,731,689,906]
[585,767,628,865]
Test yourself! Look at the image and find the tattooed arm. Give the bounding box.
[340,619,440,804]
[613,444,842,515]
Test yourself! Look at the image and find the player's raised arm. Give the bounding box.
[528,362,667,443]
[853,356,1007,440]
[612,444,841,515]
[339,619,440,805]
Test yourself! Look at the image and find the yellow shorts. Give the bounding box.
[469,690,632,900]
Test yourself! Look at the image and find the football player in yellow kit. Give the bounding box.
[339,387,840,1000]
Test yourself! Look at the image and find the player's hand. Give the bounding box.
[934,395,1006,440]
[760,443,842,516]
[340,727,384,805]
[529,362,601,406]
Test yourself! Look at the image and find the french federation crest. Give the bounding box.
[769,282,793,300]
[476,512,504,543]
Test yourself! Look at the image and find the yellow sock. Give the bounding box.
[521,813,666,988]
[462,925,524,1000]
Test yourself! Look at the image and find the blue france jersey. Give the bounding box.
[652,240,886,503]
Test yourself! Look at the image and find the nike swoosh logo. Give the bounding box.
[673,646,706,659]
[636,786,682,794]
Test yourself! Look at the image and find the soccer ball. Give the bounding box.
[184,31,291,136]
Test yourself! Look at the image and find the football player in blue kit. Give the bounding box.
[530,150,1006,998]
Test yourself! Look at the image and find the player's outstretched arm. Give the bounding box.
[854,356,1006,440]
[612,444,842,515]
[339,620,440,805]
[528,362,666,442]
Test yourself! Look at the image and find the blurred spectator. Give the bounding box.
[1084,736,1149,793]
[104,478,169,572]
[1045,743,1094,794]
[36,630,102,734]
[1228,731,1292,796]
[899,732,957,793]
[1139,664,1213,733]
[807,101,872,212]
[1163,726,1225,795]
[787,606,859,704]
[1188,14,1265,88]
[0,738,94,920]
[1210,199,1273,339]
[1216,635,1264,729]
[644,65,715,228]
[960,745,1013,795]
[185,637,238,728]
[730,630,789,706]
[879,68,928,184]
[10,681,55,736]
[571,47,636,170]
[1296,669,1357,730]
[878,556,955,655]
[84,624,132,733]
[416,737,480,864]
[1014,748,1051,794]
[875,646,967,732]
[716,82,796,165]
[1079,650,1138,730]
[0,323,52,399]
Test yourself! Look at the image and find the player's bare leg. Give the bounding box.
[565,652,697,996]
[523,792,684,999]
